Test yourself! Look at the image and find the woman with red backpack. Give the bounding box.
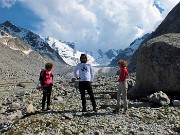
[39,63,54,111]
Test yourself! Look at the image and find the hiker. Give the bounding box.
[74,54,97,112]
[39,62,54,111]
[113,60,129,113]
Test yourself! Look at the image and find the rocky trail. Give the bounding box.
[0,75,180,135]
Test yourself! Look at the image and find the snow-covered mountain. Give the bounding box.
[85,49,121,66]
[44,36,99,66]
[0,29,10,37]
[109,33,150,66]
[1,21,147,67]
[125,33,150,56]
[0,21,96,66]
[0,21,66,65]
[44,37,121,66]
[0,21,120,66]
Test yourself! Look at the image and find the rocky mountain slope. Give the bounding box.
[0,30,70,97]
[150,2,180,39]
[0,21,67,65]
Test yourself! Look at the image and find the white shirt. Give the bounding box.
[74,63,94,82]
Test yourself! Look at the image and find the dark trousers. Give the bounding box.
[79,81,96,109]
[42,84,52,109]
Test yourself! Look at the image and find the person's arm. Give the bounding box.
[74,64,79,79]
[90,64,94,82]
[39,70,45,86]
[118,69,121,82]
[51,73,54,85]
[125,69,129,79]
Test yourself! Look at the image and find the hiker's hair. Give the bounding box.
[45,63,53,70]
[80,54,87,62]
[117,60,127,67]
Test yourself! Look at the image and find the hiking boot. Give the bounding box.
[93,108,97,112]
[113,108,119,113]
[82,108,87,112]
[46,106,51,111]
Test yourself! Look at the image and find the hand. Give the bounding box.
[50,83,53,87]
[37,86,43,91]
[37,83,42,90]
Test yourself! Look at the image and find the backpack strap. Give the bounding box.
[39,70,46,86]
[43,70,46,86]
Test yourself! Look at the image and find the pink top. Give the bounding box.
[40,69,54,87]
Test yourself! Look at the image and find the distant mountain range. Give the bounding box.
[109,33,150,66]
[0,21,149,66]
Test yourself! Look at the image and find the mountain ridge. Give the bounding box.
[0,21,150,67]
[0,21,122,66]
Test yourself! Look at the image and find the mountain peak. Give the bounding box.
[1,21,12,25]
[1,21,22,33]
[150,2,180,39]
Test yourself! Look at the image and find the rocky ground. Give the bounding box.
[0,74,180,135]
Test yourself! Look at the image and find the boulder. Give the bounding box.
[132,34,180,98]
[147,91,170,106]
[26,103,35,114]
[71,77,76,83]
[172,100,180,106]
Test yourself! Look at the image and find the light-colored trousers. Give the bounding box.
[116,81,128,109]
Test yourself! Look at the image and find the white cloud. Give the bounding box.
[0,0,16,8]
[20,0,179,51]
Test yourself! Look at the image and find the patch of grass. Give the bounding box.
[52,122,59,128]
[19,122,29,128]
[34,128,43,134]
[46,121,51,127]
[142,115,156,122]
[30,116,37,123]
[8,131,23,135]
[13,118,20,124]
[110,87,115,91]
[162,105,170,115]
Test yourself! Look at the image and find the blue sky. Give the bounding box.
[0,2,42,31]
[0,0,179,52]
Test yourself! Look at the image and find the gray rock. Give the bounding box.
[63,113,73,120]
[103,94,111,99]
[128,2,180,98]
[71,77,76,83]
[135,34,180,97]
[74,81,79,90]
[54,96,64,103]
[10,102,21,110]
[26,103,35,114]
[148,91,170,106]
[172,100,180,106]
[64,129,72,135]
[17,83,26,88]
